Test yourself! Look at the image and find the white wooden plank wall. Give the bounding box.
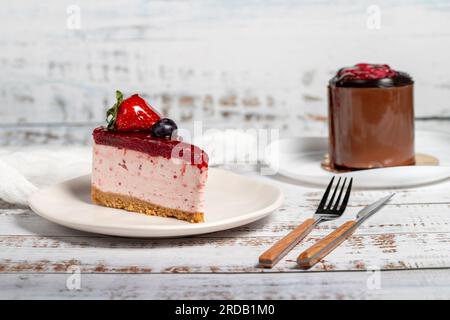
[1,0,450,145]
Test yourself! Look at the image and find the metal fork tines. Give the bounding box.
[258,176,353,268]
[314,176,353,222]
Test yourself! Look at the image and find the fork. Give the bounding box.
[258,176,353,268]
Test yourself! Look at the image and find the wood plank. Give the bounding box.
[0,124,96,146]
[1,270,450,299]
[2,1,450,128]
[2,202,450,237]
[1,230,450,273]
[1,119,450,147]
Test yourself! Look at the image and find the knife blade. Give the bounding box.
[355,193,395,226]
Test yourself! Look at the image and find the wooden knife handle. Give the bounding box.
[297,220,357,269]
[259,218,316,268]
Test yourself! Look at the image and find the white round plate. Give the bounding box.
[265,131,450,188]
[28,168,283,238]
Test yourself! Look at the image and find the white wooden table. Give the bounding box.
[1,162,450,299]
[2,0,450,300]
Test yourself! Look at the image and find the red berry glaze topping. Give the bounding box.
[338,63,397,81]
[106,91,161,131]
[93,127,208,170]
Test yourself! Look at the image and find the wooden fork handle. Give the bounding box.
[297,220,357,269]
[259,218,316,268]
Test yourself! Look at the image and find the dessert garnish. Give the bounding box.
[337,63,397,81]
[107,90,162,132]
[331,63,413,88]
[151,118,178,138]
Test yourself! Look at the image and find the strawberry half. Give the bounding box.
[106,91,160,131]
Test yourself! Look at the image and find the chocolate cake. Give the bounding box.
[328,63,415,170]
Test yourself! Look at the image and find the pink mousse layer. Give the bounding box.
[92,143,208,213]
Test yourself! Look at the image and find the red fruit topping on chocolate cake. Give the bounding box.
[338,63,397,81]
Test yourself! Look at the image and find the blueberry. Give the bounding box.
[150,118,178,138]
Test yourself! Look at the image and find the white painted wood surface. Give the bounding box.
[2,0,450,147]
[2,270,450,300]
[1,151,450,298]
[2,0,450,300]
[2,0,450,145]
[3,118,450,147]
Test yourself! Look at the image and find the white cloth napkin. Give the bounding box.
[0,131,257,206]
[0,146,92,205]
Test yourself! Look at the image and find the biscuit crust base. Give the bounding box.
[91,186,204,223]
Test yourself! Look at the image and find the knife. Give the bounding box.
[297,193,395,269]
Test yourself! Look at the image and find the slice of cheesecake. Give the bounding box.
[91,128,208,223]
[91,91,208,223]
